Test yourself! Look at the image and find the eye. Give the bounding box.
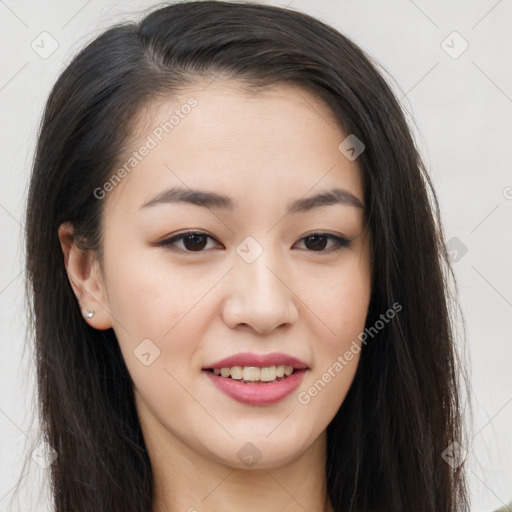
[158,231,222,252]
[293,233,351,253]
[157,231,351,254]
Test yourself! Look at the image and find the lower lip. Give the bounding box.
[203,369,307,405]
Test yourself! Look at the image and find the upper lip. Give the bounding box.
[203,352,309,370]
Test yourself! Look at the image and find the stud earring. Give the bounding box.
[84,309,95,319]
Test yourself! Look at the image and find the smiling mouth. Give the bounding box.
[204,365,298,384]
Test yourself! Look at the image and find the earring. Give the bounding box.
[84,309,95,319]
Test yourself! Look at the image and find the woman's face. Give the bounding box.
[93,80,371,469]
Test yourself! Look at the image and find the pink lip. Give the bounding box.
[203,369,307,405]
[203,352,308,370]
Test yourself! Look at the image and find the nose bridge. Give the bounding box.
[223,236,298,332]
[242,246,282,299]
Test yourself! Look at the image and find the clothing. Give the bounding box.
[493,500,512,512]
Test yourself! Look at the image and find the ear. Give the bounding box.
[58,221,113,330]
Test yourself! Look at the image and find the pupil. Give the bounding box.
[184,234,207,251]
[305,235,327,251]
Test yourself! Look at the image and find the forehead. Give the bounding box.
[102,79,363,216]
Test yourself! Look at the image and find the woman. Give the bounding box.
[21,1,470,510]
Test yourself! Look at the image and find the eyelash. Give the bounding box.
[157,230,351,254]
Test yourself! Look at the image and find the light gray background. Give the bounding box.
[1,1,511,511]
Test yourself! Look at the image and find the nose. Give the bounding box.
[222,246,299,334]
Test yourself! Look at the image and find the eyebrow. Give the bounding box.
[140,186,364,214]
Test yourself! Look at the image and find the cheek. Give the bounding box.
[298,275,367,420]
[306,263,370,345]
[299,256,370,411]
[100,244,225,386]
[107,269,201,409]
[101,241,199,335]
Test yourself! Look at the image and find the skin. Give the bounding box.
[59,80,372,512]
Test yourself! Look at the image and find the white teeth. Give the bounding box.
[260,366,276,382]
[242,367,260,381]
[230,366,243,380]
[210,365,296,382]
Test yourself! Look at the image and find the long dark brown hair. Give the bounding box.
[17,1,470,510]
